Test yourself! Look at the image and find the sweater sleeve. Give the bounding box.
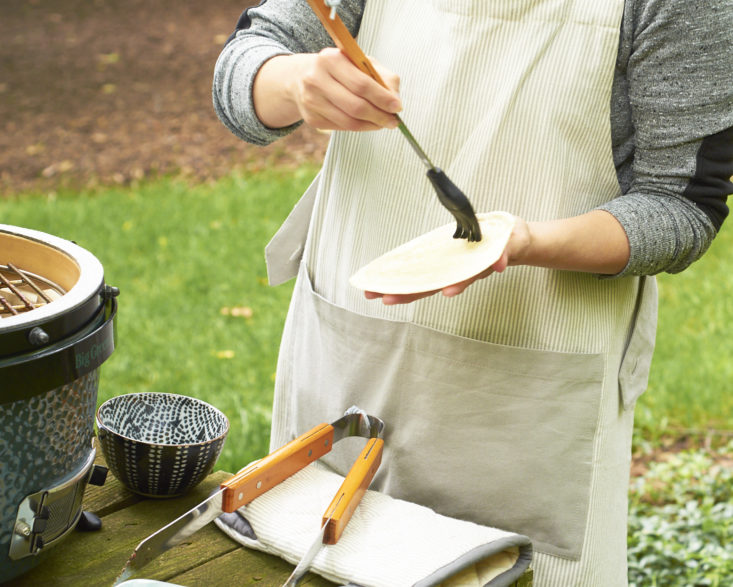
[598,0,733,277]
[212,0,365,146]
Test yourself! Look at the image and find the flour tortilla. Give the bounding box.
[349,211,516,294]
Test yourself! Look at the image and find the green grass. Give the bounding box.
[2,169,732,473]
[636,223,733,440]
[1,168,316,472]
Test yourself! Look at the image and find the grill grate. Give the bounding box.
[0,264,65,319]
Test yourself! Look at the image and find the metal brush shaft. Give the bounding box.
[395,116,434,170]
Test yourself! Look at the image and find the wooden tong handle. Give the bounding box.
[322,437,384,544]
[220,423,335,512]
[305,0,389,89]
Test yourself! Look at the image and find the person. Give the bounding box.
[212,1,733,584]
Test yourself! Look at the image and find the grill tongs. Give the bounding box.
[114,412,385,584]
[306,0,482,242]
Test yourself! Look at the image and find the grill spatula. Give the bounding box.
[306,0,483,242]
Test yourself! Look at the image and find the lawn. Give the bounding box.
[638,233,733,438]
[2,169,732,472]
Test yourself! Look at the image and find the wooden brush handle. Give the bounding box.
[305,0,389,88]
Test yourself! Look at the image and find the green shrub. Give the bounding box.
[628,442,733,586]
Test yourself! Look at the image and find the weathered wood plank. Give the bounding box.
[6,472,232,586]
[81,449,143,517]
[82,470,142,518]
[108,514,240,584]
[171,544,334,586]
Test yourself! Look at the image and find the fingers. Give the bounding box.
[441,255,508,298]
[334,52,401,119]
[441,272,486,298]
[369,56,401,94]
[364,285,471,305]
[360,221,522,305]
[362,256,509,305]
[295,48,401,132]
[364,279,482,305]
[364,289,441,305]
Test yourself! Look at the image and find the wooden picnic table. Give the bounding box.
[6,454,533,586]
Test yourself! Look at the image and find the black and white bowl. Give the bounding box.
[96,393,229,497]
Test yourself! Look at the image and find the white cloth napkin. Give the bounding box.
[215,464,532,587]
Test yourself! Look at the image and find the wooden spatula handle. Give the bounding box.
[322,437,384,544]
[305,0,389,89]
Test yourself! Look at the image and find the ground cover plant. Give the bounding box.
[2,169,732,583]
[628,443,733,586]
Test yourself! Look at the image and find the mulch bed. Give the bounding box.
[0,0,328,195]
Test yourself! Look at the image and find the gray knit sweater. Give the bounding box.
[213,0,733,276]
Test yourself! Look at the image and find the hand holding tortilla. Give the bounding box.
[349,212,516,297]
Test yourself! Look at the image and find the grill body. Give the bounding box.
[0,225,117,582]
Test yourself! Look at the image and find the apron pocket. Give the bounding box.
[286,264,605,560]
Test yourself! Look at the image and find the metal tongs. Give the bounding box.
[306,0,482,242]
[114,411,385,585]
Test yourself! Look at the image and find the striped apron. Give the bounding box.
[265,0,657,584]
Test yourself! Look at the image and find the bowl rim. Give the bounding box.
[95,391,230,447]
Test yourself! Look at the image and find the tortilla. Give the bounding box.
[349,211,515,294]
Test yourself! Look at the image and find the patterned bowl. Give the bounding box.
[96,392,229,497]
